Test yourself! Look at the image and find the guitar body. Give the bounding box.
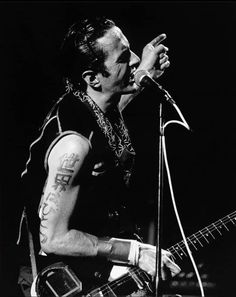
[35,262,83,297]
[34,262,152,297]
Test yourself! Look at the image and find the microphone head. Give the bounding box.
[134,70,152,87]
[134,70,176,106]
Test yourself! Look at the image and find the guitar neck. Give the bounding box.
[87,266,150,296]
[167,210,236,260]
[86,210,236,296]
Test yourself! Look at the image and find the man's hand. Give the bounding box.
[138,243,180,280]
[137,33,170,80]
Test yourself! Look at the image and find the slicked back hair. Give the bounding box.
[60,16,115,91]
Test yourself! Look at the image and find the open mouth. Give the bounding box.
[123,68,136,86]
[128,72,135,84]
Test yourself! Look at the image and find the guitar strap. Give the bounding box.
[17,207,38,281]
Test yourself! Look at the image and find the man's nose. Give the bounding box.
[130,51,140,67]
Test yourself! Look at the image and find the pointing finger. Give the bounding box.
[149,33,167,46]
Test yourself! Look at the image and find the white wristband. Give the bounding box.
[128,240,140,266]
[110,238,140,266]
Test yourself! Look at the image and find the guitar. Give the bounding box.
[34,210,236,297]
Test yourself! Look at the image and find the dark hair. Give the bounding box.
[60,16,115,91]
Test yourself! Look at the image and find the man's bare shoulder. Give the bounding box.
[48,133,91,165]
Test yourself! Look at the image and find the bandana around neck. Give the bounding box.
[73,90,136,185]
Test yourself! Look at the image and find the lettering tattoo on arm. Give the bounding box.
[40,153,80,244]
[52,153,80,192]
[40,192,59,244]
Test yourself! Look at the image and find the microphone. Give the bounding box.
[134,70,176,105]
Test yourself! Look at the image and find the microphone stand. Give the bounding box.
[134,70,191,296]
[153,88,190,297]
[155,102,164,297]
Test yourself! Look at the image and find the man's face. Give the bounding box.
[97,26,140,95]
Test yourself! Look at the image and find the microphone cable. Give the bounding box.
[162,100,205,297]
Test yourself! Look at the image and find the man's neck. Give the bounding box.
[86,88,121,113]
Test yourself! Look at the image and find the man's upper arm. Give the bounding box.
[39,134,90,250]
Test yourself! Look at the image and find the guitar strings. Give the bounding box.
[169,211,236,257]
[88,211,236,296]
[168,211,236,259]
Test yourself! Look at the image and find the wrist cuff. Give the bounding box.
[97,239,113,258]
[97,237,140,265]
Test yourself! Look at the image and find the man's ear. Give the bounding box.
[82,70,101,88]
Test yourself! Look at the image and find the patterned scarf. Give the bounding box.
[74,90,136,185]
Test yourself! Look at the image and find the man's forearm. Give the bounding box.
[41,229,99,257]
[41,230,138,265]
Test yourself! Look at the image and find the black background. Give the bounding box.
[1,1,235,296]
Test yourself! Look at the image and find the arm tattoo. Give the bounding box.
[52,153,80,192]
[40,154,80,244]
[40,192,59,244]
